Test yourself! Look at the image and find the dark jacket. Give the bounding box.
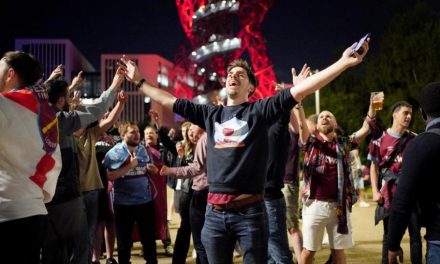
[388,122,440,250]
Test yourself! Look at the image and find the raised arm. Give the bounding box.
[97,91,128,135]
[120,55,176,111]
[293,104,310,145]
[107,67,125,93]
[351,93,379,143]
[290,65,311,144]
[74,67,124,128]
[45,64,63,84]
[290,40,369,102]
[289,110,299,133]
[68,71,85,95]
[69,90,82,111]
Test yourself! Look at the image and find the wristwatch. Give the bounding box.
[135,78,146,89]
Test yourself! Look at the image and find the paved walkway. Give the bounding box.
[97,198,426,264]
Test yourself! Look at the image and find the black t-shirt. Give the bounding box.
[264,111,291,199]
[173,89,297,195]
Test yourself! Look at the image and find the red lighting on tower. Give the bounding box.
[174,0,277,100]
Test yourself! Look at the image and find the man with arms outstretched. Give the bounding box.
[119,40,369,264]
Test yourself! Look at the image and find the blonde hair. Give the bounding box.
[181,122,192,142]
[118,121,138,136]
[181,121,195,157]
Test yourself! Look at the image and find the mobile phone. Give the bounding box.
[351,33,371,56]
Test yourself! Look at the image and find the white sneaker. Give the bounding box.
[359,201,370,208]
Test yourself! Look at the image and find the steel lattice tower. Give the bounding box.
[174,0,277,100]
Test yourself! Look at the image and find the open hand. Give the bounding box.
[292,64,311,86]
[119,55,142,83]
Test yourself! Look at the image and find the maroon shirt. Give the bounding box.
[308,135,339,200]
[367,129,416,174]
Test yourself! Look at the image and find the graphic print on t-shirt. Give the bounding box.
[214,117,249,148]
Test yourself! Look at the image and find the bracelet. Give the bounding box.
[367,114,376,119]
[295,103,302,109]
[135,78,146,89]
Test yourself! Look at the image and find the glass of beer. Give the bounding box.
[371,91,384,111]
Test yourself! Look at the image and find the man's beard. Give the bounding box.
[63,102,70,112]
[126,140,139,147]
[319,125,334,135]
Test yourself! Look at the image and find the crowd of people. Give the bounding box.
[1,35,440,264]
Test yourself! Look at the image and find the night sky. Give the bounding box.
[1,0,420,82]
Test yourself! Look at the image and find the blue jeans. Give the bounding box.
[265,197,294,264]
[427,241,440,264]
[201,201,269,264]
[190,190,209,264]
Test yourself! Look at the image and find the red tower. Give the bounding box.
[174,0,277,100]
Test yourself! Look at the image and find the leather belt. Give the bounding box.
[212,194,263,211]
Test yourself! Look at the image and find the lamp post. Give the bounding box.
[312,69,320,114]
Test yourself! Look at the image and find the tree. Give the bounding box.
[311,1,440,136]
